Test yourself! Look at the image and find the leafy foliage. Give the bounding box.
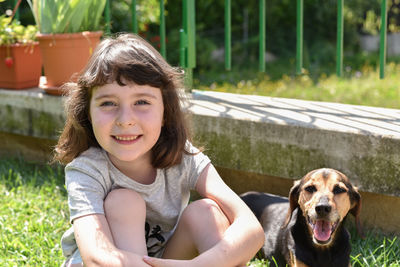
[26,0,106,33]
[0,14,37,45]
[106,0,161,33]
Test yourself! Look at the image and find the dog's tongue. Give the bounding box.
[313,220,332,241]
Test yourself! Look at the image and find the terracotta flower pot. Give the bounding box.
[37,31,103,95]
[0,43,42,89]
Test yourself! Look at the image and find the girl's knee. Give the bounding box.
[182,199,230,229]
[187,198,223,214]
[104,189,145,215]
[172,199,230,253]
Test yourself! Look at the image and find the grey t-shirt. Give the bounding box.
[61,144,210,264]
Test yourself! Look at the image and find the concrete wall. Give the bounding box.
[1,88,400,234]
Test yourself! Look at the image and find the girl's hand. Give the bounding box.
[143,256,194,267]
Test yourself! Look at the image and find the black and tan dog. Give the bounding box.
[241,168,363,267]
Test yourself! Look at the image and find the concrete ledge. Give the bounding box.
[1,88,400,233]
[0,88,65,139]
[189,90,400,196]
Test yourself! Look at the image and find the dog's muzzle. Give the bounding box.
[308,196,339,244]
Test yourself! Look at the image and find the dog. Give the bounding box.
[241,168,363,267]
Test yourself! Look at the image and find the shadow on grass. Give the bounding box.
[0,157,66,196]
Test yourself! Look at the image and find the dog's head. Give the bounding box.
[284,168,363,246]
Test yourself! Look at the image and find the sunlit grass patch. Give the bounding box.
[0,158,399,266]
[196,60,400,109]
[247,227,400,267]
[0,158,69,266]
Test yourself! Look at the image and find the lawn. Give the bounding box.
[0,158,399,266]
[0,158,68,266]
[194,57,400,110]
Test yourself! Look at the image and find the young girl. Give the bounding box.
[56,33,264,267]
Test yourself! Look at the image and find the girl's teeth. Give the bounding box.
[115,136,138,141]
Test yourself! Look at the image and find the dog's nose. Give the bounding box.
[316,204,331,216]
[315,196,331,216]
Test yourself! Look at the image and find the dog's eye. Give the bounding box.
[333,185,347,194]
[304,185,317,193]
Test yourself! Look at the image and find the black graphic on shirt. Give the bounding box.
[145,222,166,257]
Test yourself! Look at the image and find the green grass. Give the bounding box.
[0,158,399,266]
[0,158,69,266]
[247,228,400,267]
[194,57,400,110]
[351,230,400,267]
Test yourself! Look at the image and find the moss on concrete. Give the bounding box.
[31,110,64,139]
[1,89,399,197]
[0,105,30,135]
[0,105,64,140]
[193,116,328,177]
[193,115,400,196]
[351,154,400,195]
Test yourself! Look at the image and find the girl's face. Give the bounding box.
[89,81,164,167]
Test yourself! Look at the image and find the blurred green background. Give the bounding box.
[1,0,399,108]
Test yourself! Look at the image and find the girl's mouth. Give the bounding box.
[112,135,141,143]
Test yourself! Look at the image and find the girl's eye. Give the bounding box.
[135,100,150,105]
[100,101,117,107]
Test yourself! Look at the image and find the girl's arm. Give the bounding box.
[73,214,151,267]
[144,163,264,267]
[191,163,265,266]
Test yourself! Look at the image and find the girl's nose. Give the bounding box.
[116,121,134,127]
[116,105,136,127]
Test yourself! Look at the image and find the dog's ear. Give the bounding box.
[283,179,301,227]
[349,185,364,239]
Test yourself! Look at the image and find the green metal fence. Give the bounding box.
[10,0,392,85]
[107,0,391,84]
[295,0,389,79]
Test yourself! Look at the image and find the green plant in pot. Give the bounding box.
[0,9,42,89]
[27,0,106,95]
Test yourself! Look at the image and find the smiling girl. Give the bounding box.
[55,34,264,267]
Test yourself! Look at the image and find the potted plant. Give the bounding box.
[0,13,42,89]
[27,0,106,95]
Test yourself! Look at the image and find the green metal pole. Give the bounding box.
[182,0,189,89]
[259,0,266,72]
[379,0,388,79]
[131,0,138,34]
[105,0,111,35]
[182,0,196,89]
[160,0,166,58]
[186,0,196,69]
[336,0,344,77]
[225,0,231,70]
[296,0,303,75]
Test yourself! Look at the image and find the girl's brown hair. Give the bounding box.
[53,33,191,168]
